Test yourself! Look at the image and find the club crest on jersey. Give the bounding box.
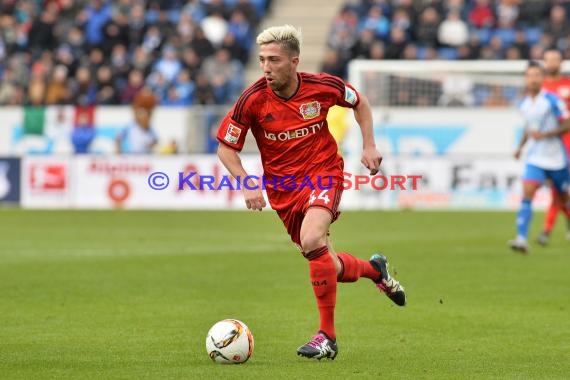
[299,101,321,120]
[224,124,241,144]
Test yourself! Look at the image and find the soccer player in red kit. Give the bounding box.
[537,49,570,245]
[216,25,406,360]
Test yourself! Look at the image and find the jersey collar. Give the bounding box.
[269,73,302,102]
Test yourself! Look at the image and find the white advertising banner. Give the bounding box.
[21,157,73,209]
[21,154,544,210]
[3,106,188,155]
[342,156,550,210]
[22,155,263,209]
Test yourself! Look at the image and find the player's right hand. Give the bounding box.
[243,181,266,211]
[513,149,521,160]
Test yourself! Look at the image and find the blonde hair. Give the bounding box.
[256,24,302,56]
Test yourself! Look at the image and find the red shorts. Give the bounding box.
[268,177,343,247]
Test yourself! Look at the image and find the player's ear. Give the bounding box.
[291,55,299,67]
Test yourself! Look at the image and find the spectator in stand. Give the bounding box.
[496,0,519,29]
[415,7,440,48]
[200,48,243,103]
[201,11,228,47]
[28,6,58,57]
[351,28,377,59]
[469,0,495,28]
[438,10,468,47]
[369,40,386,60]
[45,65,71,105]
[227,9,254,61]
[79,0,112,49]
[0,0,268,106]
[385,27,408,59]
[154,45,182,83]
[391,7,412,39]
[545,5,569,49]
[321,49,346,79]
[325,0,570,82]
[194,73,216,105]
[359,6,390,40]
[121,69,145,104]
[70,66,97,106]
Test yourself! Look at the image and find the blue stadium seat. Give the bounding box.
[494,28,516,47]
[438,47,458,60]
[524,27,542,45]
[473,28,493,45]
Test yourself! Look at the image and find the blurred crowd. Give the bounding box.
[323,0,570,79]
[0,0,271,106]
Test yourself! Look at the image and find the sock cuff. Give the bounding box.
[304,246,328,261]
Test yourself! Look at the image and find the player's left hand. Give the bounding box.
[361,146,382,175]
[529,131,544,140]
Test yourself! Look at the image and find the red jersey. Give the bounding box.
[217,72,360,182]
[543,76,570,152]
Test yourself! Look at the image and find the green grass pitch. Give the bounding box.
[1,210,569,379]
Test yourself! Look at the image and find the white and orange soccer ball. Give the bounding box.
[205,319,254,364]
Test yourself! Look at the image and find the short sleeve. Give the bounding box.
[336,82,360,108]
[216,112,250,152]
[554,97,570,121]
[321,73,361,109]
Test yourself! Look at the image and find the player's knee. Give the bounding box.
[300,232,327,255]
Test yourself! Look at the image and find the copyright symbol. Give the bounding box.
[148,172,169,190]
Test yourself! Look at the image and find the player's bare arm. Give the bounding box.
[353,93,382,175]
[514,130,528,160]
[217,144,267,211]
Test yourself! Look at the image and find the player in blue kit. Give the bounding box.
[510,61,570,253]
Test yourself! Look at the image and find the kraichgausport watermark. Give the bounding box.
[147,172,422,191]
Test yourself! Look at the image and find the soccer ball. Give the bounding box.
[205,319,254,364]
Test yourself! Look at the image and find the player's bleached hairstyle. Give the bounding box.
[256,25,302,56]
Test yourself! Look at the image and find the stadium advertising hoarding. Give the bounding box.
[21,155,263,209]
[20,154,542,210]
[342,156,550,210]
[340,107,541,209]
[0,158,21,204]
[1,106,188,155]
[21,157,72,209]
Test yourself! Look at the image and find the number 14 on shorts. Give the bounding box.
[309,190,330,206]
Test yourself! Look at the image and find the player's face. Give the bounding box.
[134,107,151,128]
[544,51,562,76]
[525,67,544,93]
[258,43,299,92]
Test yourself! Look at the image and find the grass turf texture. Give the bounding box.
[1,210,569,379]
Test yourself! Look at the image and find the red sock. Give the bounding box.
[336,252,379,282]
[544,190,560,233]
[306,246,337,341]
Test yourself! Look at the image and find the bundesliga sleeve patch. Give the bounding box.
[344,86,358,105]
[224,124,242,144]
